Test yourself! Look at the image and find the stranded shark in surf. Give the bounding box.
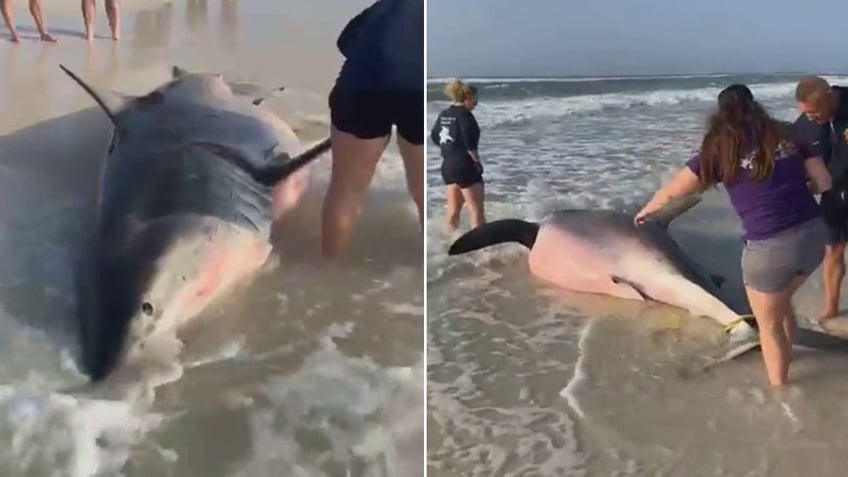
[60,64,331,382]
[448,196,848,361]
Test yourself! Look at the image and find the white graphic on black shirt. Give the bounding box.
[439,126,453,145]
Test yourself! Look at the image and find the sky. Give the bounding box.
[427,0,847,78]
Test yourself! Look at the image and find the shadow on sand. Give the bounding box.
[0,108,110,359]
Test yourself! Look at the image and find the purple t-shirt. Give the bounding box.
[686,140,821,241]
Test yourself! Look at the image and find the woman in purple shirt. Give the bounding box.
[635,84,832,387]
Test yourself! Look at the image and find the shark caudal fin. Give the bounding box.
[448,219,540,255]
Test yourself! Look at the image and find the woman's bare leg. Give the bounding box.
[82,0,95,40]
[105,0,119,40]
[320,125,389,259]
[396,134,424,230]
[746,283,800,386]
[444,185,464,232]
[1,0,19,43]
[28,0,55,41]
[460,183,486,228]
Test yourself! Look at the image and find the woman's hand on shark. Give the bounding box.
[633,208,651,226]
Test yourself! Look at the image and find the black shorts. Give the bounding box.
[328,87,424,145]
[820,188,848,244]
[440,157,483,189]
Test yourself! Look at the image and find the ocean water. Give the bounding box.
[0,1,423,476]
[427,74,848,476]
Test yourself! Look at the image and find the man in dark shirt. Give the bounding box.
[793,76,848,321]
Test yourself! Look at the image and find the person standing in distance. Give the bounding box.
[321,0,424,259]
[81,0,120,41]
[793,76,848,323]
[430,80,485,232]
[1,0,56,43]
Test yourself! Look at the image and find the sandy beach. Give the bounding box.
[0,1,424,476]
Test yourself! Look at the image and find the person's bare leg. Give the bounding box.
[444,184,464,232]
[820,243,845,320]
[747,285,794,386]
[1,0,19,43]
[396,135,424,230]
[460,183,486,228]
[105,0,119,40]
[28,0,55,42]
[781,275,808,356]
[82,0,95,40]
[321,126,389,259]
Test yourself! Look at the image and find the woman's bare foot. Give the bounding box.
[8,34,18,42]
[40,32,56,42]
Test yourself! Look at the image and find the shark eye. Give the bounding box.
[141,302,154,316]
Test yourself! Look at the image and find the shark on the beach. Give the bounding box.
[449,196,848,361]
[60,64,331,382]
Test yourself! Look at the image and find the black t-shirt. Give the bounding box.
[792,85,848,185]
[430,105,480,160]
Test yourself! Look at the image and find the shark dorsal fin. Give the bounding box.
[172,66,190,78]
[652,195,702,228]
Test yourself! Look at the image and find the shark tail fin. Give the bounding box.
[448,219,540,255]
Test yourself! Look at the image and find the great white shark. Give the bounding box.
[448,196,848,361]
[60,64,331,382]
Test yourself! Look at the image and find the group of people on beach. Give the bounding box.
[432,76,848,387]
[639,78,848,387]
[1,0,119,42]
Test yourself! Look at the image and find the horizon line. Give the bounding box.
[426,71,848,81]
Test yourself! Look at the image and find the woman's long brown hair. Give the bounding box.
[697,84,789,187]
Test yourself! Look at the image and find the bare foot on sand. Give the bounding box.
[40,32,56,42]
[8,33,19,43]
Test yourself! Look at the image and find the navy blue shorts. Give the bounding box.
[328,87,424,145]
[440,157,483,189]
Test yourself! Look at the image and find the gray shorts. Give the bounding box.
[741,217,827,293]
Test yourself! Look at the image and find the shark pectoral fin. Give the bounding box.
[59,64,132,125]
[260,137,332,185]
[710,274,726,288]
[652,195,702,228]
[193,137,330,186]
[610,275,650,301]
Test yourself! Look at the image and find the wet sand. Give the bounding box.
[426,75,848,476]
[428,189,848,477]
[0,1,424,476]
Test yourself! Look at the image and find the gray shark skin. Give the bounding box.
[60,64,331,382]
